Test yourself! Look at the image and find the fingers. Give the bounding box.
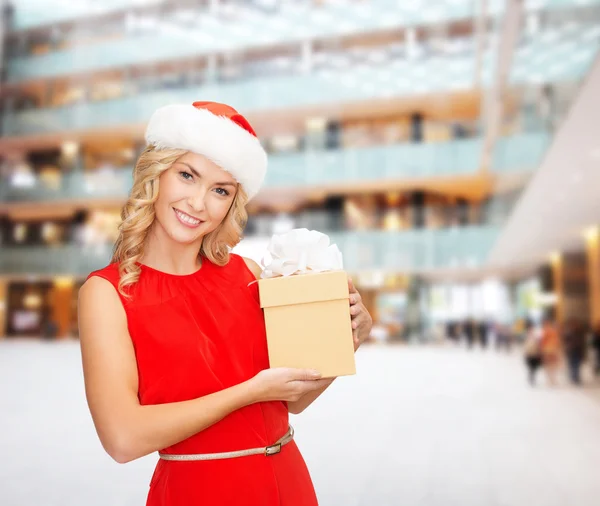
[348,277,359,295]
[291,377,333,391]
[349,292,362,306]
[348,279,362,308]
[351,303,368,323]
[311,378,334,389]
[287,368,322,381]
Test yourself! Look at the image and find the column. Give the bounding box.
[549,253,564,324]
[585,226,600,327]
[50,278,75,338]
[0,279,7,339]
[410,191,425,229]
[0,1,14,135]
[404,275,424,342]
[300,40,313,74]
[550,251,589,326]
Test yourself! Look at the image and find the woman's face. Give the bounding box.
[153,151,238,246]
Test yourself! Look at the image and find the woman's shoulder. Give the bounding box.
[79,264,124,310]
[238,255,262,279]
[224,253,261,284]
[86,262,121,286]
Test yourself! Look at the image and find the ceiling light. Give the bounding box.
[61,141,79,157]
[23,293,42,309]
[584,226,599,243]
[10,170,35,188]
[54,277,75,288]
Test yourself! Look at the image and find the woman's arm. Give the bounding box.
[287,378,336,414]
[78,277,260,464]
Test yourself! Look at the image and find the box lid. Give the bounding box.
[258,270,349,309]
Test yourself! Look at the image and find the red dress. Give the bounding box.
[87,254,319,505]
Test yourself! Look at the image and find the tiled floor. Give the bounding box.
[1,339,599,506]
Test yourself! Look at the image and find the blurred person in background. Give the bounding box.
[513,318,525,343]
[540,317,561,386]
[478,320,489,349]
[523,319,543,386]
[78,101,373,506]
[592,321,600,376]
[561,318,587,386]
[495,322,513,353]
[445,320,459,343]
[464,318,476,349]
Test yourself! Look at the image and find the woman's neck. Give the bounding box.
[141,225,203,275]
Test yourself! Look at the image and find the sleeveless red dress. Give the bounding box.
[87,254,319,506]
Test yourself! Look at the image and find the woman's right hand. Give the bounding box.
[248,368,331,403]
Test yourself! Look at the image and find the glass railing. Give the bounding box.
[0,132,550,203]
[0,169,132,202]
[14,0,598,33]
[7,12,599,89]
[9,1,478,67]
[492,131,550,172]
[5,31,599,137]
[3,57,478,135]
[330,226,499,272]
[0,225,499,276]
[0,243,113,277]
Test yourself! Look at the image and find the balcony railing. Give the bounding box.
[0,225,499,276]
[0,132,550,204]
[9,0,477,73]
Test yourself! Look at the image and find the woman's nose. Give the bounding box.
[188,191,207,213]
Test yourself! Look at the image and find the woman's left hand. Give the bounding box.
[348,278,373,351]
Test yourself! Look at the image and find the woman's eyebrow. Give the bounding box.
[178,162,237,187]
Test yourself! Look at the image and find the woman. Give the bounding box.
[522,319,542,386]
[592,321,600,376]
[561,318,586,385]
[540,317,561,386]
[78,101,373,505]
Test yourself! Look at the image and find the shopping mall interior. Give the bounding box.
[2,0,599,342]
[1,1,599,505]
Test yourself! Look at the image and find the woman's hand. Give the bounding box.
[248,368,332,403]
[349,278,373,351]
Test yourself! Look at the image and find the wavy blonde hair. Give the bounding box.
[111,146,249,298]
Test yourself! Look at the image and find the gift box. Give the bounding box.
[257,229,356,378]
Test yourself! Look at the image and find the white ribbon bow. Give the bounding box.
[261,228,344,279]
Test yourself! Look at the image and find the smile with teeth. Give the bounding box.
[174,208,202,226]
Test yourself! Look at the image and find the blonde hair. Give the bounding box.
[111,146,249,298]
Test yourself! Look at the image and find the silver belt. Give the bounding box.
[158,425,294,461]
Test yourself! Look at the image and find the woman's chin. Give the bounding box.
[168,228,203,245]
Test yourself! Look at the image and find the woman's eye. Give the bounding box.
[215,188,230,196]
[179,171,193,181]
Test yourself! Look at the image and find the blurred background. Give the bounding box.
[1,1,600,505]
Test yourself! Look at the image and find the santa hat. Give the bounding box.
[145,101,267,200]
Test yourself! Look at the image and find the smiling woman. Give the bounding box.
[109,146,250,297]
[77,101,346,506]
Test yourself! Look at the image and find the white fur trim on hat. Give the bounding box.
[145,104,267,199]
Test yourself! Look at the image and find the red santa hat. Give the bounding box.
[145,101,267,200]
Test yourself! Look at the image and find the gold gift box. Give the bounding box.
[258,270,356,378]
